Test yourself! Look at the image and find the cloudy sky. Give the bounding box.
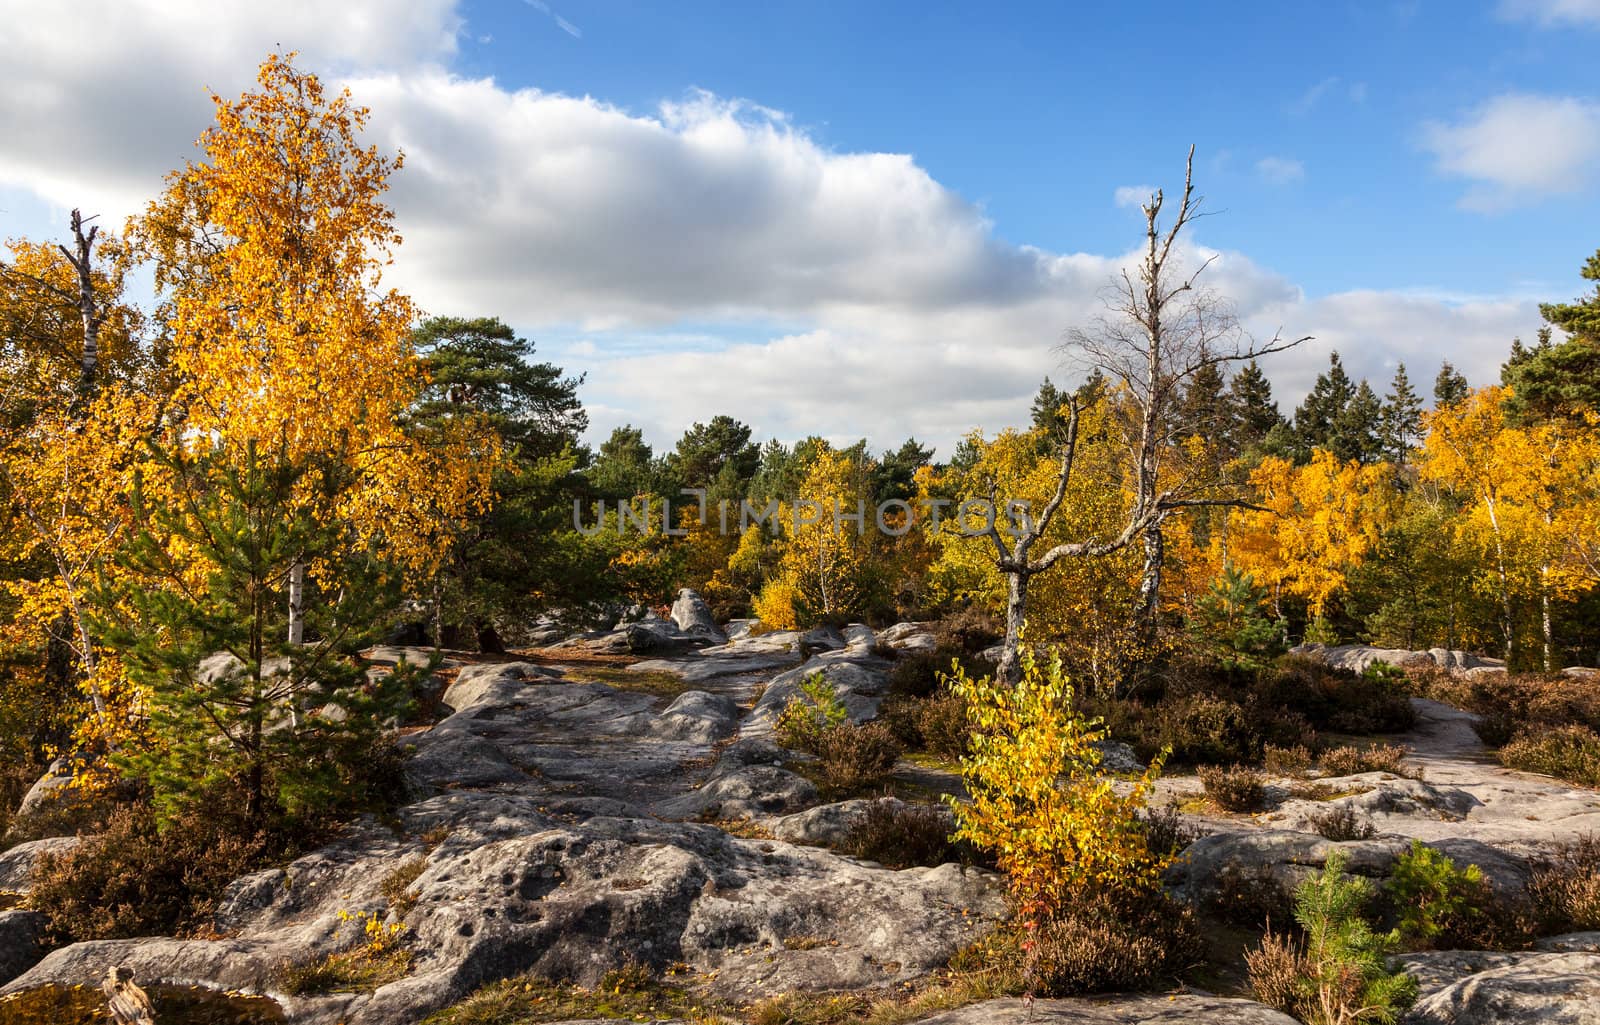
[2,0,1597,455]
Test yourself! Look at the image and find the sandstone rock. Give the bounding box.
[655,765,818,820]
[670,589,727,643]
[1348,778,1480,821]
[725,619,759,641]
[771,799,877,846]
[840,623,878,652]
[648,691,741,743]
[749,653,892,731]
[442,662,564,711]
[1538,932,1600,953]
[1403,951,1600,1024]
[800,626,846,655]
[0,910,45,986]
[1292,643,1505,676]
[0,837,81,893]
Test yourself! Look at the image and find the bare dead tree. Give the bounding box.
[57,208,106,395]
[982,147,1308,686]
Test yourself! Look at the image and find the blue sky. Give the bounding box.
[453,1,1597,297]
[2,0,1598,453]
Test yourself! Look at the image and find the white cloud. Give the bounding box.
[1113,184,1156,208]
[0,0,1547,454]
[1422,93,1600,210]
[1255,157,1305,185]
[1291,77,1340,116]
[1497,0,1600,26]
[0,0,462,216]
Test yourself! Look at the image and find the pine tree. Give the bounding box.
[588,426,657,500]
[1335,381,1384,465]
[874,438,934,503]
[411,316,586,462]
[1433,362,1470,409]
[1379,364,1424,466]
[98,440,418,827]
[1176,361,1233,450]
[1504,247,1600,421]
[1230,359,1283,452]
[1293,352,1356,458]
[1030,377,1069,436]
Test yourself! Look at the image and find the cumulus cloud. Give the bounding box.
[1114,184,1156,208]
[0,0,462,216]
[0,0,1547,453]
[1497,0,1600,26]
[1255,157,1305,185]
[1422,93,1600,210]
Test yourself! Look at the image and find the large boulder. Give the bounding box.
[749,652,893,732]
[0,836,81,893]
[1292,643,1505,675]
[647,691,742,743]
[0,910,45,986]
[670,589,726,643]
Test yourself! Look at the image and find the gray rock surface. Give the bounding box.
[0,910,45,986]
[0,836,80,893]
[1403,951,1600,1024]
[670,588,727,643]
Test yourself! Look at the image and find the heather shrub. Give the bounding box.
[813,722,902,793]
[30,802,265,942]
[1320,743,1421,779]
[930,606,1002,654]
[1529,834,1600,932]
[1307,804,1377,841]
[1264,743,1313,777]
[1138,803,1201,859]
[839,799,966,869]
[1208,861,1295,929]
[1500,725,1600,788]
[1199,764,1267,812]
[1026,891,1204,995]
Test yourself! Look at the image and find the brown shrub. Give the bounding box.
[1207,861,1295,928]
[839,799,968,869]
[1529,834,1600,932]
[1198,764,1267,812]
[1306,804,1377,841]
[1246,930,1309,1017]
[29,803,266,943]
[1027,890,1204,996]
[813,722,902,793]
[929,607,1003,655]
[1500,725,1600,788]
[1320,743,1422,779]
[1139,803,1202,858]
[1264,743,1313,777]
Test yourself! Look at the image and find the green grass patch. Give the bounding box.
[276,947,413,995]
[574,667,693,699]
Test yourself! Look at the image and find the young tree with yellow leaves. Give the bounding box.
[93,53,494,824]
[1420,386,1600,668]
[132,53,496,638]
[2,219,157,756]
[1227,449,1396,638]
[754,446,885,627]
